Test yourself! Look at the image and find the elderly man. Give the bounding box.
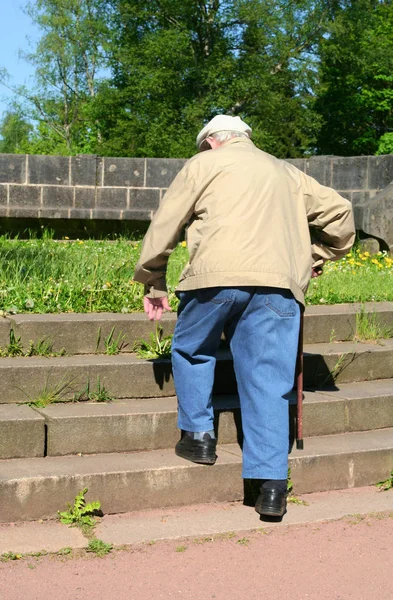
[134,115,355,518]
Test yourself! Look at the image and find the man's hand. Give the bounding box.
[143,296,172,321]
[311,267,323,278]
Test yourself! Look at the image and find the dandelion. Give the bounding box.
[64,236,70,240]
[181,241,187,247]
[371,259,379,265]
[25,299,35,309]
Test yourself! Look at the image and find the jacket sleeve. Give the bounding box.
[133,160,199,298]
[299,171,356,268]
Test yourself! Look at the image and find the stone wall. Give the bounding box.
[0,152,393,226]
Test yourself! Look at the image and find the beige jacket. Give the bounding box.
[134,138,355,306]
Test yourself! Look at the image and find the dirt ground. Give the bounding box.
[1,512,392,600]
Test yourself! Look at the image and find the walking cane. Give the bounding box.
[296,310,304,450]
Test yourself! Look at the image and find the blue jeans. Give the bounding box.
[171,287,300,480]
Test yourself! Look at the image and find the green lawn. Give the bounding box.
[0,234,392,314]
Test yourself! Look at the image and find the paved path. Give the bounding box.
[1,487,392,600]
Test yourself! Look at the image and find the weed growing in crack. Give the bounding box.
[133,323,172,359]
[58,488,101,535]
[376,470,393,492]
[86,539,113,557]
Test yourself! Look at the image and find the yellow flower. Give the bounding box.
[364,251,370,257]
[64,236,69,240]
[352,271,356,275]
[106,282,112,287]
[181,241,187,247]
[371,259,379,265]
[361,256,367,261]
[346,253,352,257]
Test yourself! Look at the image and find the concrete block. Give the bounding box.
[337,190,351,201]
[28,155,70,185]
[1,428,392,521]
[305,157,332,186]
[8,207,40,218]
[0,154,26,184]
[332,156,368,190]
[0,184,8,205]
[0,206,7,217]
[0,404,45,459]
[289,428,393,494]
[0,354,176,403]
[69,208,92,220]
[146,159,186,188]
[122,209,151,221]
[358,237,380,254]
[0,521,86,555]
[103,158,145,187]
[96,187,127,209]
[0,448,243,521]
[9,184,41,207]
[42,398,179,455]
[129,188,160,211]
[42,186,74,208]
[285,158,306,172]
[352,191,370,206]
[71,155,102,187]
[8,313,177,355]
[92,208,122,220]
[368,155,393,190]
[0,318,11,348]
[75,187,96,208]
[306,339,393,387]
[355,183,393,251]
[304,304,356,343]
[39,208,69,219]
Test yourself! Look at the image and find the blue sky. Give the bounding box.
[0,1,40,119]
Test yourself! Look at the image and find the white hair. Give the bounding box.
[210,130,250,143]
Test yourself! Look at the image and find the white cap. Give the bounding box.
[196,115,252,151]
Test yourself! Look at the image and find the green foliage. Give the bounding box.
[21,375,75,408]
[104,327,128,355]
[1,552,23,562]
[0,328,66,358]
[315,0,393,155]
[0,110,33,153]
[355,306,393,342]
[86,539,113,556]
[58,488,101,529]
[133,324,173,359]
[287,468,309,506]
[0,329,24,357]
[376,470,393,492]
[73,378,114,403]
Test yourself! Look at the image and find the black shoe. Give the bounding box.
[255,486,287,517]
[175,432,217,465]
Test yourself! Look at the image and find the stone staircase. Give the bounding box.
[1,303,393,523]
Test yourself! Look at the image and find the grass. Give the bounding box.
[354,306,393,342]
[0,328,66,358]
[133,323,173,359]
[0,233,392,314]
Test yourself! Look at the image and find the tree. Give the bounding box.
[315,0,393,156]
[0,0,110,155]
[97,0,333,158]
[0,110,33,153]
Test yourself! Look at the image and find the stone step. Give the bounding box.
[2,301,393,355]
[1,428,393,522]
[2,380,392,459]
[0,404,45,459]
[28,380,393,457]
[1,340,393,404]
